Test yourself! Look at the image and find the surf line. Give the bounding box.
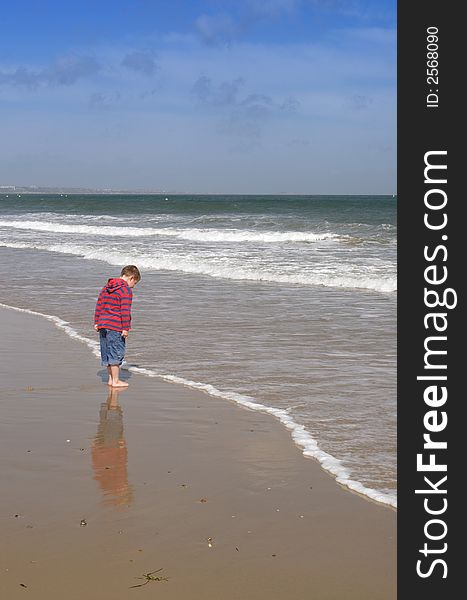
[0,301,396,509]
[415,150,457,580]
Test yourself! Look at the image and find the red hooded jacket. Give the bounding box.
[94,278,133,332]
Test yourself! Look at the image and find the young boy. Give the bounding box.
[94,265,141,387]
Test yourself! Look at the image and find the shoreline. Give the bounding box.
[0,305,396,599]
[0,301,396,508]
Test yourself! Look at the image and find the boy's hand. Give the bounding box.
[94,324,99,332]
[122,330,129,338]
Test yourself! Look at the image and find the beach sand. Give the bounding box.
[0,306,396,599]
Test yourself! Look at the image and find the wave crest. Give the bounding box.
[1,241,397,293]
[0,219,342,243]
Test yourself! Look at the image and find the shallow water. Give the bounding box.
[0,194,396,505]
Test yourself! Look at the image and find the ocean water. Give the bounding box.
[0,194,397,506]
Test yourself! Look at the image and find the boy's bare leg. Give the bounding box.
[107,366,112,386]
[109,365,129,387]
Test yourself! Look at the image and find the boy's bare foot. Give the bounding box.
[111,380,129,388]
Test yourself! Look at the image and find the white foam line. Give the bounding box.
[0,301,397,509]
[0,301,101,358]
[0,241,397,293]
[0,219,341,243]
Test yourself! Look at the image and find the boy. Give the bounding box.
[94,265,141,388]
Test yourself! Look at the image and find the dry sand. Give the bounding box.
[0,306,396,599]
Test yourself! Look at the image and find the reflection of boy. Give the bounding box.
[94,265,141,387]
[91,388,133,507]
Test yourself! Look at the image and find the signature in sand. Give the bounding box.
[129,569,169,588]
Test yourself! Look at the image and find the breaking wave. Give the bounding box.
[0,219,343,243]
[0,241,397,293]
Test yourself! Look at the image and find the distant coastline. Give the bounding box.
[0,186,397,196]
[0,185,174,195]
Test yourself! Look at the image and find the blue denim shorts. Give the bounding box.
[99,329,126,366]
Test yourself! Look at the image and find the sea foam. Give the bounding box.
[0,241,397,293]
[0,219,341,243]
[0,301,397,508]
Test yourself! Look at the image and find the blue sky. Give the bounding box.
[0,0,396,193]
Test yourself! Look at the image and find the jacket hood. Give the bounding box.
[106,278,127,293]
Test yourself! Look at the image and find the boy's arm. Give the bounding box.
[120,286,133,332]
[94,290,103,328]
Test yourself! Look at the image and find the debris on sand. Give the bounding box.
[130,569,169,588]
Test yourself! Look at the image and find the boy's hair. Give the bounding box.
[121,265,141,282]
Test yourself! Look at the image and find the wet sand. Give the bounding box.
[0,306,396,599]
